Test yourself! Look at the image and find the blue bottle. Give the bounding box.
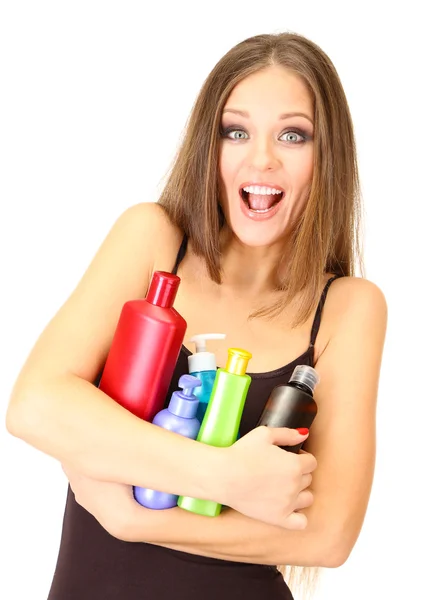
[133,374,202,509]
[188,333,226,423]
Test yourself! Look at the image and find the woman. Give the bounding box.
[6,32,387,599]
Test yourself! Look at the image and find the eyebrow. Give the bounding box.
[223,108,313,124]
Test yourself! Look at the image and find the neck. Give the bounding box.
[218,227,288,297]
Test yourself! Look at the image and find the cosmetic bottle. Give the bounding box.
[134,374,202,509]
[188,333,226,423]
[99,271,186,422]
[256,364,320,453]
[177,347,252,517]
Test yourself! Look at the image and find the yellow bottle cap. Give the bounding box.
[225,348,252,375]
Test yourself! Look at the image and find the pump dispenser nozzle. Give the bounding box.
[188,333,226,373]
[190,333,226,353]
[178,374,202,395]
[168,374,201,418]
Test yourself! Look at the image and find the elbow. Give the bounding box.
[6,392,30,439]
[319,529,357,568]
[284,527,356,569]
[6,386,48,443]
[320,545,351,569]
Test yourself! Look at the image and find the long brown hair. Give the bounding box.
[158,32,363,325]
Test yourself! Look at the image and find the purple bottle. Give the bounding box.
[133,374,202,509]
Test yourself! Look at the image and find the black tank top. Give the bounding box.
[47,237,341,600]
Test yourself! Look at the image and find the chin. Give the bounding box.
[230,222,287,249]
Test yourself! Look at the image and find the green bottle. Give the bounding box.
[177,347,252,517]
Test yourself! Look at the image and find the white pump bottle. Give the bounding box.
[188,333,226,422]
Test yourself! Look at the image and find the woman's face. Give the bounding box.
[218,65,314,248]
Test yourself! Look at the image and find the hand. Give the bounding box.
[220,427,317,530]
[61,464,141,541]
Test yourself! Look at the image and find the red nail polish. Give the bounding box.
[296,428,309,435]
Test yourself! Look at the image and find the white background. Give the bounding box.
[1,1,441,599]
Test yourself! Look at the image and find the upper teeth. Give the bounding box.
[243,185,283,195]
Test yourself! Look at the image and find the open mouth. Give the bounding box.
[240,185,285,213]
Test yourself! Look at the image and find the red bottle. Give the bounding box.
[99,271,187,422]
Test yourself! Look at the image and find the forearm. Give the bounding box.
[6,374,224,501]
[132,505,335,568]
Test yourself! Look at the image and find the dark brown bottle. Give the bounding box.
[256,365,320,453]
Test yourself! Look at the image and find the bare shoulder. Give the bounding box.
[131,200,182,242]
[112,200,180,236]
[90,201,183,287]
[111,201,182,264]
[327,276,387,327]
[314,276,387,363]
[9,202,183,388]
[139,202,184,272]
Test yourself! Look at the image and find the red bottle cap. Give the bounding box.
[146,271,180,308]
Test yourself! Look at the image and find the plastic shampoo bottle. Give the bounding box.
[177,347,252,517]
[256,364,320,453]
[188,333,226,423]
[133,374,202,509]
[99,271,187,422]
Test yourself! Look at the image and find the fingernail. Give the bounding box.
[296,428,309,435]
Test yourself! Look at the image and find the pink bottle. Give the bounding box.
[99,271,187,421]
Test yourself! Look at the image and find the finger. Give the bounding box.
[297,452,318,474]
[265,426,309,447]
[280,511,308,530]
[293,490,314,511]
[299,473,313,491]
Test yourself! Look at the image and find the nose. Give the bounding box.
[247,137,280,171]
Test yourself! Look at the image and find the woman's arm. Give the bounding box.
[66,276,387,567]
[5,201,317,529]
[155,278,387,566]
[5,202,215,496]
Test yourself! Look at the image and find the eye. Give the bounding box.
[221,127,249,140]
[279,130,307,144]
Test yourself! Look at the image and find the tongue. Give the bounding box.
[248,193,278,210]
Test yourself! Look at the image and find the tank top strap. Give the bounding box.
[171,234,188,275]
[309,274,343,348]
